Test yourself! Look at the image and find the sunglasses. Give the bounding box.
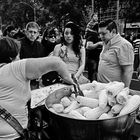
[48,35,56,38]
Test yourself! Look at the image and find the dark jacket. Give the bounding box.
[20,36,45,59]
[41,39,56,56]
[19,36,45,89]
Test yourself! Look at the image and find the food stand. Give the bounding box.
[31,82,140,140]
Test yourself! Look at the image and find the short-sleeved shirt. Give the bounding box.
[0,59,30,140]
[97,34,134,83]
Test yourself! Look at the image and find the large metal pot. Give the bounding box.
[45,88,139,140]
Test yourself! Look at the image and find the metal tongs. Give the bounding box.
[71,74,84,97]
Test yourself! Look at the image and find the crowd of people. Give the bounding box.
[0,14,139,139]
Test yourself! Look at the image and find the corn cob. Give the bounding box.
[52,103,64,113]
[98,113,112,120]
[84,106,110,120]
[76,95,99,108]
[111,104,124,114]
[116,87,129,105]
[79,83,95,90]
[107,96,117,106]
[92,80,107,92]
[83,89,99,99]
[119,95,140,116]
[69,110,87,120]
[61,96,71,107]
[107,111,114,117]
[63,100,80,113]
[98,89,108,109]
[106,81,125,97]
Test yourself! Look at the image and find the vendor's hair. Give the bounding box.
[62,21,81,56]
[25,21,40,31]
[99,19,118,33]
[0,37,20,63]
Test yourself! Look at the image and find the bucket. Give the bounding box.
[45,89,139,140]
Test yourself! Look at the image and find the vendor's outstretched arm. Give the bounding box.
[25,56,74,85]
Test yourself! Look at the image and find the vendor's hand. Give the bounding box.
[61,74,75,85]
[74,73,80,80]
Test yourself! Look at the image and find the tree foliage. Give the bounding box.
[0,0,140,32]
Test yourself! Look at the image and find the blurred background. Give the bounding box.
[0,0,140,37]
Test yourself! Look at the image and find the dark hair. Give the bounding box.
[63,21,81,56]
[3,25,15,36]
[91,13,98,19]
[99,19,118,33]
[42,27,56,39]
[41,27,57,47]
[0,37,20,63]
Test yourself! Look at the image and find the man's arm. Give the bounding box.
[121,65,133,87]
[86,41,103,50]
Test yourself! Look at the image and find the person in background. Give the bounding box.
[3,25,17,38]
[54,27,62,44]
[53,21,89,84]
[0,37,74,140]
[42,27,57,56]
[13,29,25,40]
[0,30,2,38]
[85,13,103,82]
[19,21,45,90]
[41,27,62,86]
[86,13,98,33]
[97,19,134,87]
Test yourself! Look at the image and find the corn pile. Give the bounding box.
[48,81,140,120]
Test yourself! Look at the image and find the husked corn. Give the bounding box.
[61,96,71,107]
[83,89,98,99]
[119,95,140,116]
[79,106,92,115]
[92,81,107,92]
[76,96,99,108]
[79,83,95,90]
[98,113,112,120]
[106,81,124,97]
[116,87,129,105]
[84,106,110,120]
[69,110,87,120]
[98,89,108,109]
[111,104,124,114]
[52,103,64,113]
[107,96,117,106]
[63,100,80,113]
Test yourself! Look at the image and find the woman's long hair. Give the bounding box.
[62,21,82,56]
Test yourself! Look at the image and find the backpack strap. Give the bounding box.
[0,105,25,137]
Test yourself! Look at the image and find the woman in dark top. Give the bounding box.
[41,27,62,86]
[41,27,57,56]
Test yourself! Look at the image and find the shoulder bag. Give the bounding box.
[0,105,39,140]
